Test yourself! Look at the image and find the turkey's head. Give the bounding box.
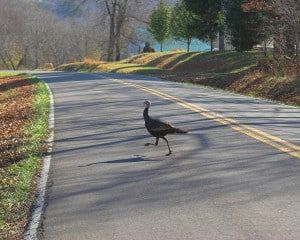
[144,100,151,108]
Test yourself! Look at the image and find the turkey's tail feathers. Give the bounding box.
[172,127,188,134]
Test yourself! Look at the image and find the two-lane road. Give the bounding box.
[35,72,300,240]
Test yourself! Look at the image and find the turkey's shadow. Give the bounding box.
[78,156,156,167]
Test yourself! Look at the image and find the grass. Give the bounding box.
[56,51,263,75]
[0,75,49,239]
[122,51,264,73]
[97,62,166,74]
[21,79,49,155]
[55,51,299,106]
[57,61,167,75]
[0,71,19,77]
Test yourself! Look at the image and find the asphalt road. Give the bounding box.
[34,72,300,240]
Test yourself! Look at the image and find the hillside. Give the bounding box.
[56,51,299,106]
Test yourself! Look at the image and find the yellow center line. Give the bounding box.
[113,79,300,159]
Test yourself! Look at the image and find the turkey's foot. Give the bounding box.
[145,142,158,146]
[145,143,154,146]
[166,151,172,156]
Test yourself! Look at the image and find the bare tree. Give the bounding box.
[100,0,144,61]
[74,0,151,61]
[243,0,300,62]
[0,0,158,69]
[0,0,104,69]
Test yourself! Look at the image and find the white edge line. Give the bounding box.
[23,82,54,240]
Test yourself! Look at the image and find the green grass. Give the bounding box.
[21,79,49,155]
[0,71,18,77]
[56,51,264,76]
[97,62,166,74]
[120,51,264,73]
[56,61,166,75]
[0,76,49,238]
[0,71,30,78]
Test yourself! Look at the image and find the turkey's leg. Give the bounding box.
[162,137,172,156]
[145,137,159,146]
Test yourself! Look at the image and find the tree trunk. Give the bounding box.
[219,30,225,51]
[187,38,191,52]
[105,0,117,62]
[210,38,213,52]
[114,0,127,61]
[264,41,267,57]
[85,38,88,58]
[160,41,163,52]
[34,29,39,69]
[34,45,39,69]
[115,37,121,61]
[296,22,300,61]
[107,16,116,61]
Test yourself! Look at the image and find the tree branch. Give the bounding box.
[128,14,150,25]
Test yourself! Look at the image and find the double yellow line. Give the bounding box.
[113,79,300,159]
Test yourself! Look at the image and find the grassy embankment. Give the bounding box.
[56,51,299,106]
[0,72,49,239]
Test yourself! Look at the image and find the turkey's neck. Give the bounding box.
[143,107,150,121]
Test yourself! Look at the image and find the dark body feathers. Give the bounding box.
[143,104,188,155]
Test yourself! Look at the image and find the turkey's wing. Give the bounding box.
[149,119,174,132]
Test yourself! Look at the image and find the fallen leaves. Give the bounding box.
[0,76,35,168]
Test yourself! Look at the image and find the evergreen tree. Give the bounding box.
[149,0,172,52]
[184,0,225,51]
[226,0,268,51]
[171,0,202,52]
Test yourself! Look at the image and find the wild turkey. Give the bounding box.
[143,100,188,156]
